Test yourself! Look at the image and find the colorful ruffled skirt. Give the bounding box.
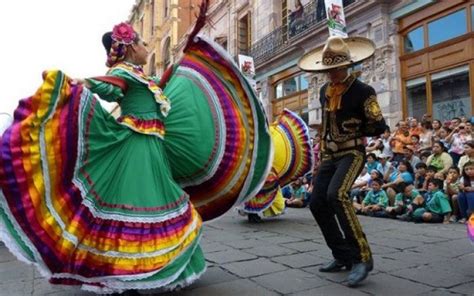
[241,109,313,217]
[0,35,271,293]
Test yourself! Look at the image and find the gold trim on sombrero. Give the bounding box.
[298,36,375,72]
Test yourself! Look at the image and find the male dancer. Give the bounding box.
[298,36,387,286]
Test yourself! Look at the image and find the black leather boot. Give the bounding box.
[248,213,262,223]
[319,259,352,272]
[347,258,373,287]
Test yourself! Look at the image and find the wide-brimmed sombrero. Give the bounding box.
[298,36,375,72]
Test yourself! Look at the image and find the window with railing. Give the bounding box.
[251,0,355,63]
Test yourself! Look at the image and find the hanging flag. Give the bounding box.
[324,0,348,37]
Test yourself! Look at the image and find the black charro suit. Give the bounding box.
[310,73,386,265]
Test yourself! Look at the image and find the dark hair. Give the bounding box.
[421,120,433,130]
[448,166,460,174]
[372,178,384,186]
[370,169,383,180]
[462,161,474,186]
[398,182,410,193]
[102,31,140,67]
[432,119,442,128]
[426,165,438,173]
[420,150,431,159]
[464,140,474,149]
[432,140,447,152]
[428,178,443,189]
[398,160,414,176]
[415,162,427,170]
[366,153,377,160]
[384,125,391,133]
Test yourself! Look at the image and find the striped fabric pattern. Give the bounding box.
[118,115,166,138]
[242,109,313,214]
[164,36,273,221]
[468,214,474,244]
[0,71,204,293]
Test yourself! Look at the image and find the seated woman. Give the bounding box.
[426,141,454,175]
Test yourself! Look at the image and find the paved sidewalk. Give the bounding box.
[1,208,473,295]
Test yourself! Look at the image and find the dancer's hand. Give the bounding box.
[71,78,90,87]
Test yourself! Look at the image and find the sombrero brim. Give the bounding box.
[298,37,375,72]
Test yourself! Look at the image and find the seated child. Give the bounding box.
[386,182,422,218]
[445,166,461,222]
[412,179,452,223]
[353,178,388,217]
[414,162,427,191]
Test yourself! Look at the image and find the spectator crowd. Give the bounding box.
[283,115,474,226]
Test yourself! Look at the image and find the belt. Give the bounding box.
[323,138,364,153]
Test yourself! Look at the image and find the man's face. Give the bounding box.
[326,67,348,83]
[410,118,418,128]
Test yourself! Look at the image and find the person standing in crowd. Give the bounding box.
[426,141,454,175]
[446,122,472,166]
[432,119,442,137]
[417,120,433,154]
[381,126,394,159]
[391,120,412,163]
[299,36,386,287]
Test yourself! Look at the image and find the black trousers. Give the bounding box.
[309,148,372,264]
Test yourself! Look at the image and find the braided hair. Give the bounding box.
[102,23,139,67]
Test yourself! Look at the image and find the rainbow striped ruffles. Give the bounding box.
[0,71,204,293]
[163,35,272,221]
[468,214,474,244]
[118,115,165,138]
[242,109,313,214]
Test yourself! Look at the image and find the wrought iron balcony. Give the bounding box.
[250,0,356,65]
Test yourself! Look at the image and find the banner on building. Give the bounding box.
[324,0,347,38]
[238,54,257,90]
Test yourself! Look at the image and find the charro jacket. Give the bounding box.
[320,74,386,146]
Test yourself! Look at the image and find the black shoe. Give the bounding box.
[347,259,373,287]
[396,214,412,222]
[319,259,352,272]
[248,214,262,223]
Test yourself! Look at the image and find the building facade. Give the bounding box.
[129,0,202,76]
[392,0,474,122]
[127,0,474,131]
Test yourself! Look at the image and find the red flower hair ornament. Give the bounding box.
[111,22,137,45]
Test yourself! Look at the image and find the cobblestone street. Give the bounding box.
[1,208,473,295]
